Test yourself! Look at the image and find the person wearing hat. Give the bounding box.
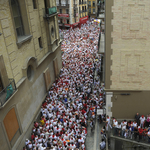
[140,115,145,128]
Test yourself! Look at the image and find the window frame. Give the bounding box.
[32,0,37,9]
[93,1,95,7]
[59,9,62,14]
[10,0,32,48]
[11,0,24,37]
[38,37,43,49]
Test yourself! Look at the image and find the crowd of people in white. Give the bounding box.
[24,20,105,150]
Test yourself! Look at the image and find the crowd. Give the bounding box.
[110,113,150,142]
[23,20,105,150]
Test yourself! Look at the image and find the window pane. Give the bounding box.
[14,17,22,28]
[12,5,19,17]
[16,27,24,36]
[11,0,24,36]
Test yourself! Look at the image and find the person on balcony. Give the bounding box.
[140,115,145,128]
[147,129,150,143]
[138,127,143,141]
[113,118,118,135]
[134,126,139,140]
[121,120,127,137]
[135,113,141,126]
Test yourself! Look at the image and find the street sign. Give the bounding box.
[97,109,103,115]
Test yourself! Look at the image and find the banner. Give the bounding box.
[97,109,103,115]
[58,14,69,17]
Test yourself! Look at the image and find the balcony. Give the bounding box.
[74,4,77,8]
[43,7,57,20]
[48,7,57,15]
[109,127,150,148]
[57,3,69,7]
[79,10,83,14]
[0,79,17,107]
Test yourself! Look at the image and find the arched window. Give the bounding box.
[11,0,24,37]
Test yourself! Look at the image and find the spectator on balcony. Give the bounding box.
[147,129,150,143]
[135,113,141,126]
[138,127,143,141]
[146,114,150,127]
[121,120,127,137]
[134,127,139,140]
[117,122,121,136]
[113,118,118,135]
[140,115,145,128]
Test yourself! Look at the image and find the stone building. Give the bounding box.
[105,0,150,119]
[57,0,88,29]
[57,0,79,29]
[0,0,62,149]
[87,0,97,18]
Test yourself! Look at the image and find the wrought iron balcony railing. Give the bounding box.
[43,7,57,19]
[0,79,17,107]
[110,127,150,145]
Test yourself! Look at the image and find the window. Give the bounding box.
[27,65,34,81]
[66,9,69,14]
[32,0,37,9]
[89,8,91,13]
[11,0,24,37]
[82,6,84,12]
[88,1,91,6]
[93,1,95,7]
[67,19,69,24]
[38,37,43,49]
[10,0,32,47]
[93,8,95,14]
[59,9,62,13]
[51,26,54,37]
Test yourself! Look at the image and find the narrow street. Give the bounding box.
[24,21,105,150]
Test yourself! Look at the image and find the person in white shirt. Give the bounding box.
[117,122,121,136]
[100,139,106,150]
[121,120,127,137]
[140,115,145,128]
[113,119,118,135]
[104,115,112,131]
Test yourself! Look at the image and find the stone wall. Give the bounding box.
[110,0,150,90]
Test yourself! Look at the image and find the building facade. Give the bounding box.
[57,0,88,29]
[105,0,150,119]
[87,0,97,18]
[56,0,79,29]
[0,0,62,149]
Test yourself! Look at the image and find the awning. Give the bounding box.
[58,14,69,17]
[64,24,71,27]
[79,16,88,24]
[72,22,80,26]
